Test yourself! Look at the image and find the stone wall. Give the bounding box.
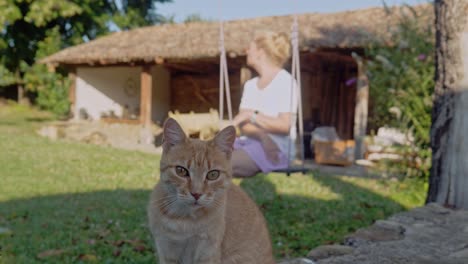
[281,203,468,264]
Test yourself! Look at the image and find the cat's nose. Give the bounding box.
[191,192,202,200]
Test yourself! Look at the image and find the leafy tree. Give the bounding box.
[0,0,171,115]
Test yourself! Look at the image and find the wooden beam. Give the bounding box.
[316,47,365,57]
[140,65,153,127]
[312,51,357,64]
[353,56,369,160]
[165,62,217,74]
[68,69,77,119]
[61,62,156,69]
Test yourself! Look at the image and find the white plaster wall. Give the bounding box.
[76,67,141,120]
[151,65,171,125]
[75,66,171,124]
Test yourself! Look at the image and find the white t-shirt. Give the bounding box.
[239,69,299,157]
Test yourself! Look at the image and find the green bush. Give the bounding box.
[22,27,70,118]
[24,64,70,117]
[365,4,434,178]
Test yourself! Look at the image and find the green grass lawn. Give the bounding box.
[0,104,427,263]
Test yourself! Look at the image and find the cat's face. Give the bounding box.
[159,118,236,212]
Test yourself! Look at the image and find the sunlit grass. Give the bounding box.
[0,104,426,263]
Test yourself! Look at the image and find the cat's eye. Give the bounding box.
[206,170,220,181]
[175,166,189,177]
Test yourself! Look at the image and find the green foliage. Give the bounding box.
[0,65,16,86]
[365,4,434,178]
[183,13,209,23]
[0,0,172,115]
[24,0,82,27]
[0,107,426,262]
[18,27,70,117]
[23,64,70,117]
[0,0,22,26]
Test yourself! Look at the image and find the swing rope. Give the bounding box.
[285,14,306,175]
[218,2,233,125]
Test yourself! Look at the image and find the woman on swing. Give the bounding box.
[232,31,299,177]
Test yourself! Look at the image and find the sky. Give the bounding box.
[156,0,427,23]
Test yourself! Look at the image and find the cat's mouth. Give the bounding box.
[192,201,203,207]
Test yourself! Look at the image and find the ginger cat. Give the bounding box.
[148,118,275,264]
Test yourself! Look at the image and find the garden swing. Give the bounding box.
[217,8,308,176]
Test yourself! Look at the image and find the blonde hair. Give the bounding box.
[254,31,291,67]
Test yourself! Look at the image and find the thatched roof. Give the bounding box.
[41,4,432,66]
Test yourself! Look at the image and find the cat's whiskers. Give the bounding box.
[158,202,177,215]
[150,196,178,207]
[155,198,175,208]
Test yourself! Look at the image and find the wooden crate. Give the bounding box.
[314,140,355,166]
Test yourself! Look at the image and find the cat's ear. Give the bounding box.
[162,118,186,148]
[213,125,236,156]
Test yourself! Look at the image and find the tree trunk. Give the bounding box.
[17,84,24,103]
[427,0,468,209]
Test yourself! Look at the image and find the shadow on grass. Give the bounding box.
[0,121,20,126]
[240,173,406,258]
[0,175,408,263]
[0,117,53,128]
[0,189,156,264]
[25,117,55,123]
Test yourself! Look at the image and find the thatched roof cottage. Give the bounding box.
[42,4,432,157]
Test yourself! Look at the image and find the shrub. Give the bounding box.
[365,4,434,178]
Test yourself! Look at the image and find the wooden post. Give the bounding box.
[352,55,369,160]
[140,65,153,127]
[68,69,77,119]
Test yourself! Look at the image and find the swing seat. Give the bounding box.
[273,166,309,176]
